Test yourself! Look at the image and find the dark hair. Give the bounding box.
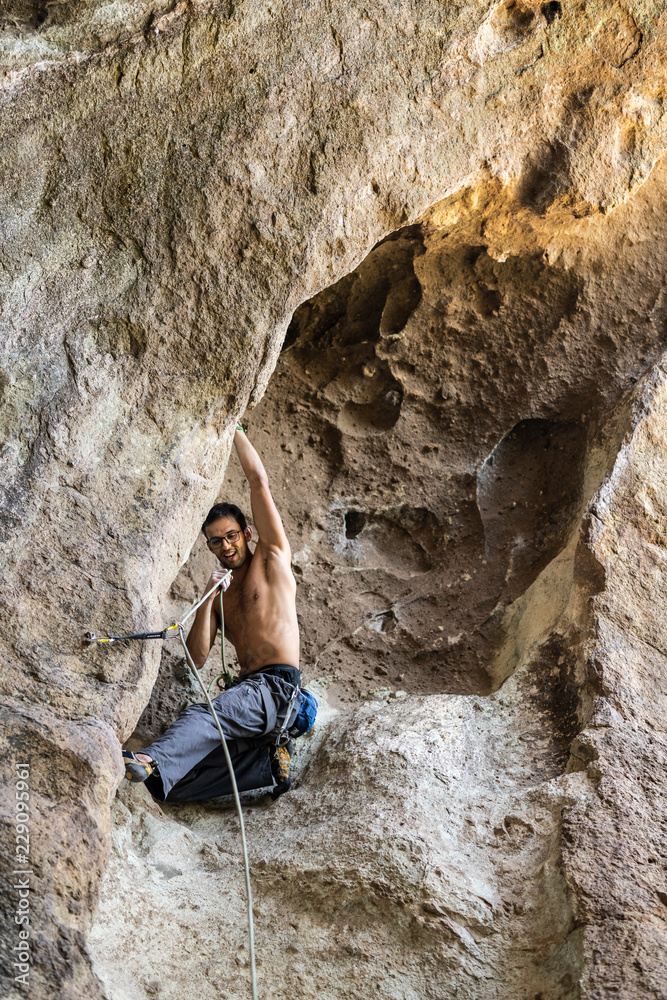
[202,502,248,537]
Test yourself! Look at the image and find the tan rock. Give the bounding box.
[1,0,667,996]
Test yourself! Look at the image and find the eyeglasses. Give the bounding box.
[206,530,242,549]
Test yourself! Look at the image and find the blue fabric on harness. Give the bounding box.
[253,665,318,739]
[289,689,318,738]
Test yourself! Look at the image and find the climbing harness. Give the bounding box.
[276,685,300,748]
[88,569,258,1000]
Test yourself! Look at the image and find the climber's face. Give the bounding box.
[205,516,252,569]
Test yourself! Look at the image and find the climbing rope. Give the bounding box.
[177,622,258,1000]
[88,570,258,1000]
[208,588,235,695]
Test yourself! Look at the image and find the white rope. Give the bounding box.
[177,624,258,1000]
[97,565,257,997]
[178,570,233,627]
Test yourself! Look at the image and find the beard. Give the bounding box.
[220,541,248,568]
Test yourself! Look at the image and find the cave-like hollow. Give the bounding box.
[136,173,666,742]
[90,171,667,1000]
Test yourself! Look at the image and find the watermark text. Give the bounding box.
[13,762,31,987]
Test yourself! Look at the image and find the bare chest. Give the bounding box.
[222,570,266,637]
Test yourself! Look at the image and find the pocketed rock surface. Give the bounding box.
[1,0,667,997]
[116,172,667,1000]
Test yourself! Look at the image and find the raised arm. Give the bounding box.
[234,427,289,555]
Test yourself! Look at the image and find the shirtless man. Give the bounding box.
[123,427,309,800]
[188,426,299,677]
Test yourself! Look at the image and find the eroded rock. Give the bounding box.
[2,0,667,997]
[125,167,667,999]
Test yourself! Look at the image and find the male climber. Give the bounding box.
[122,425,312,800]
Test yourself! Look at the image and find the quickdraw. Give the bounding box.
[85,624,180,644]
[85,574,231,645]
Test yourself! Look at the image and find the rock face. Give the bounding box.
[565,365,667,999]
[1,0,667,998]
[217,165,667,706]
[116,167,667,1000]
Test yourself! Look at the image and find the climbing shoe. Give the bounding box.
[122,751,158,783]
[270,740,292,799]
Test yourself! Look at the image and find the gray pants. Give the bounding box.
[142,671,299,802]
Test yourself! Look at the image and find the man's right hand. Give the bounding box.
[205,568,232,597]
